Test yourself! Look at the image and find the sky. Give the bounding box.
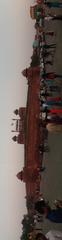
[0,0,35,239]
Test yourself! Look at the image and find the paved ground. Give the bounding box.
[40,5,62,233]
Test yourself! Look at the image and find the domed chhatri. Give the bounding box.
[22,68,28,78]
[16,171,23,181]
[12,136,17,142]
[14,109,18,115]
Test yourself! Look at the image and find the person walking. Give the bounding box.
[41,107,62,115]
[35,231,62,240]
[47,96,62,102]
[49,85,60,92]
[35,200,62,223]
[42,50,53,58]
[45,60,53,66]
[45,1,62,8]
[45,31,56,36]
[40,90,51,97]
[46,115,62,125]
[41,43,56,49]
[35,199,48,212]
[45,100,62,107]
[35,23,55,36]
[40,166,46,172]
[39,144,49,153]
[46,230,62,240]
[48,108,62,115]
[42,72,62,79]
[42,102,62,111]
[44,15,62,21]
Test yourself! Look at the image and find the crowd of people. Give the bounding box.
[31,2,62,132]
[29,0,62,235]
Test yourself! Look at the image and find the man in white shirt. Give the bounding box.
[46,230,62,240]
[35,231,62,240]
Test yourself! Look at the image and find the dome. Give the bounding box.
[14,109,18,115]
[12,136,17,142]
[16,171,23,181]
[22,68,27,77]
